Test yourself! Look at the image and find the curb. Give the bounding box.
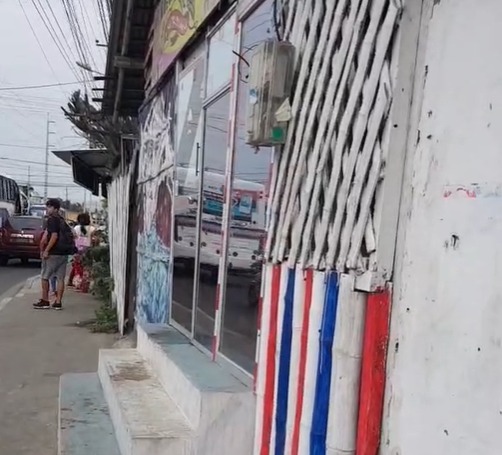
[0,274,40,312]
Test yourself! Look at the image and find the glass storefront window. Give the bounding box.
[194,91,231,350]
[219,0,274,372]
[172,54,206,334]
[206,13,237,97]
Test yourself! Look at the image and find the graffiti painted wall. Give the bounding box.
[136,78,176,324]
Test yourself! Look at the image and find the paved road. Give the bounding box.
[0,259,40,298]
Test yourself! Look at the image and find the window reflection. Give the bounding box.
[194,92,231,350]
[206,14,236,97]
[220,1,274,372]
[172,55,205,333]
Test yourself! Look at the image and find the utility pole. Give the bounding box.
[44,113,55,200]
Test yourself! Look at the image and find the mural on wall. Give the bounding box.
[136,79,176,324]
[151,0,220,85]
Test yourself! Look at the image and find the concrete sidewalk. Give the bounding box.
[0,278,116,455]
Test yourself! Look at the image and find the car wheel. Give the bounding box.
[0,255,8,266]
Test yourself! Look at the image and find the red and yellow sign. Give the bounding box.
[151,0,219,86]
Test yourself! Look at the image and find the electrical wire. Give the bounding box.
[17,0,66,96]
[0,157,69,168]
[95,0,109,43]
[28,0,83,83]
[0,81,81,91]
[273,0,283,41]
[60,0,100,96]
[0,142,44,150]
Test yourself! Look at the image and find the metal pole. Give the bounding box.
[44,113,49,199]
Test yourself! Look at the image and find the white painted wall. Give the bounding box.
[383,1,502,454]
[109,166,133,334]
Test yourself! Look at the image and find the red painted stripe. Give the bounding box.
[290,269,313,455]
[356,289,391,455]
[260,265,281,455]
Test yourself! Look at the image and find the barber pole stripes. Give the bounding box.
[255,267,390,455]
[327,275,366,455]
[356,289,391,455]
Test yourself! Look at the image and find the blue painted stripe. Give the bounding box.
[274,267,296,455]
[310,272,339,455]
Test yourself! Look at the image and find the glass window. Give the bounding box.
[172,52,206,334]
[219,1,275,372]
[8,216,43,230]
[206,13,237,97]
[194,91,231,350]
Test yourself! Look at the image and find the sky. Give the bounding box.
[0,0,109,206]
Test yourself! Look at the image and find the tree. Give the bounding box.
[61,90,138,166]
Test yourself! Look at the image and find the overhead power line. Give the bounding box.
[0,142,44,150]
[0,156,69,168]
[28,0,83,83]
[0,81,81,91]
[17,0,65,94]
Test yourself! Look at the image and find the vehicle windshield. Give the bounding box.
[8,216,43,231]
[29,207,46,217]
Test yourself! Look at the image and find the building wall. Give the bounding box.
[254,0,404,453]
[109,168,134,332]
[382,1,502,453]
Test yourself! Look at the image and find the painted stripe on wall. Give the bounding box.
[270,264,290,454]
[291,269,313,455]
[326,274,367,455]
[260,264,282,455]
[285,269,307,454]
[298,271,326,454]
[254,264,273,455]
[274,268,296,455]
[311,272,340,453]
[356,289,391,455]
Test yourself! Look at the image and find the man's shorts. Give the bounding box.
[41,256,68,281]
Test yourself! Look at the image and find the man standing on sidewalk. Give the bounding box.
[33,199,73,310]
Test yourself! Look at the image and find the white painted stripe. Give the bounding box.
[326,274,367,454]
[284,267,306,453]
[253,263,273,455]
[0,297,12,312]
[298,270,326,454]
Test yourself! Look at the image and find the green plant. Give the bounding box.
[82,244,118,333]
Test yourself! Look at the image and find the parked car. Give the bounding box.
[0,216,44,266]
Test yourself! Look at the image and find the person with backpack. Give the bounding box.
[33,198,76,310]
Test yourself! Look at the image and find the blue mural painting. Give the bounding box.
[135,78,176,325]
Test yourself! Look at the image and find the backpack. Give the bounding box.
[75,228,92,253]
[56,217,77,255]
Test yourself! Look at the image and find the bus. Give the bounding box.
[0,175,22,216]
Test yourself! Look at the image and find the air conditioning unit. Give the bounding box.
[245,39,295,147]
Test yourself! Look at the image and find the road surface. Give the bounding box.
[0,260,40,299]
